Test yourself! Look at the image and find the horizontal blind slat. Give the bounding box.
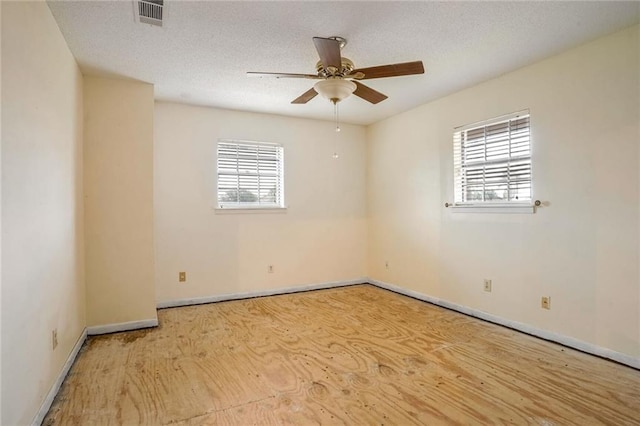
[453,112,532,204]
[217,141,284,207]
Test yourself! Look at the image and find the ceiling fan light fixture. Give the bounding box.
[314,79,356,103]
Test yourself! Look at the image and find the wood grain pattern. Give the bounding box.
[44,285,640,425]
[312,37,341,70]
[353,82,388,104]
[291,87,318,104]
[353,61,425,80]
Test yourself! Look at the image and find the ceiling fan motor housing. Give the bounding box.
[316,57,355,77]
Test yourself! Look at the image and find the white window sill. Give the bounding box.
[449,203,535,214]
[214,206,288,214]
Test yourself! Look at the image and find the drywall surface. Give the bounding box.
[84,77,157,326]
[367,25,640,359]
[0,2,4,422]
[0,2,4,423]
[154,103,367,303]
[1,2,85,424]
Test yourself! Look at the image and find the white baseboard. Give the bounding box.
[32,328,87,426]
[369,278,640,370]
[157,277,367,309]
[86,318,159,336]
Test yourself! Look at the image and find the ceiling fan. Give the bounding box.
[247,36,425,105]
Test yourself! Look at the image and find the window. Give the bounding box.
[217,140,284,209]
[453,111,531,208]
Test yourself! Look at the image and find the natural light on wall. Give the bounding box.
[452,111,532,212]
[216,139,285,209]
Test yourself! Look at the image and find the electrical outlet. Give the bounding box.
[268,265,274,273]
[179,272,186,282]
[484,279,492,292]
[385,261,389,270]
[541,296,551,310]
[52,329,58,350]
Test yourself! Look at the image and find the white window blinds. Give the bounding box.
[453,111,531,205]
[217,140,284,208]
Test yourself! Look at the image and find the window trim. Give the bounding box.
[449,203,534,214]
[452,110,534,213]
[214,206,288,214]
[215,139,286,211]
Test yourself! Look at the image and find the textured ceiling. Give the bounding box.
[47,1,640,125]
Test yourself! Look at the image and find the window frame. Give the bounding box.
[451,110,534,213]
[215,139,286,211]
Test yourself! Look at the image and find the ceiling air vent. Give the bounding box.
[135,0,163,27]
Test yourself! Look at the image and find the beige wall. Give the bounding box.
[367,25,640,359]
[84,77,157,326]
[1,2,85,424]
[154,103,367,303]
[0,2,4,423]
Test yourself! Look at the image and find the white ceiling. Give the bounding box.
[47,1,640,126]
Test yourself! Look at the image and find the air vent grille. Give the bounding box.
[136,0,163,26]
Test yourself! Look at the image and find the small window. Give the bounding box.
[217,140,284,209]
[453,111,531,207]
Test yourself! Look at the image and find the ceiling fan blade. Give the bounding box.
[344,72,365,80]
[291,87,318,104]
[247,72,321,79]
[353,81,388,104]
[352,61,424,80]
[313,37,342,70]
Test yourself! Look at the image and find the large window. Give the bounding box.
[453,111,531,206]
[217,140,284,209]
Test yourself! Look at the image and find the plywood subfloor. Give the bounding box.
[44,284,640,425]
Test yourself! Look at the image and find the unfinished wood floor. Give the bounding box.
[44,284,640,425]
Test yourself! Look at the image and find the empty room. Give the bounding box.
[2,0,640,424]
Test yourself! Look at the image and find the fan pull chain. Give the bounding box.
[333,100,340,159]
